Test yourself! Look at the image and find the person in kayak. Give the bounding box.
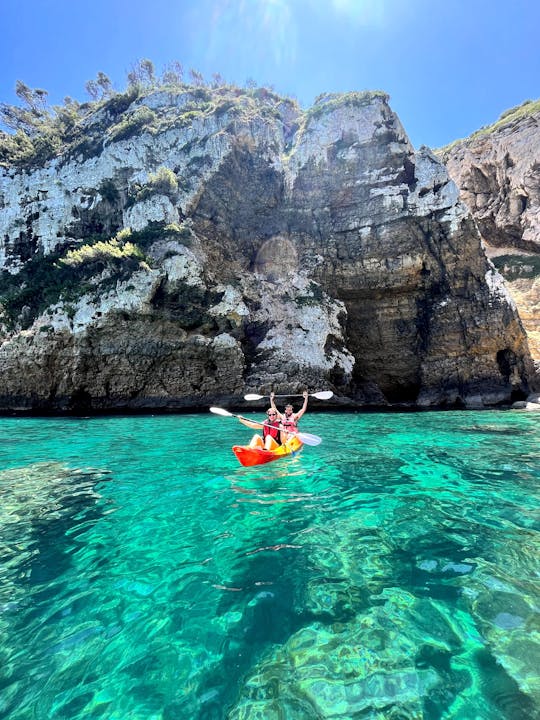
[271,390,309,444]
[237,407,282,450]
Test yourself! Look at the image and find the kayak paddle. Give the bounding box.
[209,407,322,446]
[244,390,334,401]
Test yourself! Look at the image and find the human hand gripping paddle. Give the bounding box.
[209,407,322,446]
[243,390,333,401]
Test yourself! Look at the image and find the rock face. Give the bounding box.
[440,104,540,363]
[0,88,533,411]
[440,107,540,251]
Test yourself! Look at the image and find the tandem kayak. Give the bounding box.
[232,435,303,467]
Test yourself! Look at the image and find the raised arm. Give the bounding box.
[270,392,284,421]
[295,390,309,421]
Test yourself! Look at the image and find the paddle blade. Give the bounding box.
[210,407,233,417]
[312,390,333,400]
[245,391,333,400]
[297,432,322,446]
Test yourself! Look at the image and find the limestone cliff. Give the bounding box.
[0,86,533,411]
[439,101,540,361]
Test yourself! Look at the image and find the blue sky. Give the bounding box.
[1,0,538,149]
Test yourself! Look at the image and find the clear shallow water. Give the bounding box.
[0,410,539,720]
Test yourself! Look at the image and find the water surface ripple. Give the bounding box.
[0,411,538,719]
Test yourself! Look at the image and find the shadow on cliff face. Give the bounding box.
[191,142,286,275]
[150,276,221,329]
[497,348,529,401]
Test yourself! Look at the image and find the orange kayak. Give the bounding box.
[232,435,303,467]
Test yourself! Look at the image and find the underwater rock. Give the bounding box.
[0,462,106,601]
[227,589,471,718]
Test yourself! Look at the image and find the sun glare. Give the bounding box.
[330,0,386,26]
[202,0,391,92]
[208,0,297,72]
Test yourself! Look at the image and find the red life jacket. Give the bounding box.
[263,420,281,444]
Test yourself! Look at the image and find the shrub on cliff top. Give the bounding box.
[437,97,540,156]
[103,85,141,117]
[0,63,298,168]
[497,99,535,121]
[0,129,35,165]
[307,90,389,121]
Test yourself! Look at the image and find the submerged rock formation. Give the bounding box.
[0,86,534,411]
[440,101,540,362]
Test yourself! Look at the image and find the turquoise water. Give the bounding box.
[0,410,539,719]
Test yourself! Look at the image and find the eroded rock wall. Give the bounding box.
[0,90,533,411]
[440,108,540,364]
[441,110,540,251]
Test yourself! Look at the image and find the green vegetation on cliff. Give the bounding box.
[307,90,389,121]
[437,98,540,157]
[0,60,299,169]
[0,222,191,330]
[126,166,180,207]
[283,89,390,159]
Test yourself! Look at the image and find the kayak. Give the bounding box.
[232,435,303,467]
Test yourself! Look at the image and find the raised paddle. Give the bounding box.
[209,407,322,446]
[244,390,334,401]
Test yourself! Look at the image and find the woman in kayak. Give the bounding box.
[271,390,309,444]
[237,406,282,450]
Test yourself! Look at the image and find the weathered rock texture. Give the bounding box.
[440,107,540,251]
[0,88,534,411]
[440,104,540,363]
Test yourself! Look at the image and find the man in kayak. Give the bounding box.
[237,406,282,450]
[270,390,309,444]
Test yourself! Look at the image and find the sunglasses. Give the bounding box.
[267,412,277,416]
